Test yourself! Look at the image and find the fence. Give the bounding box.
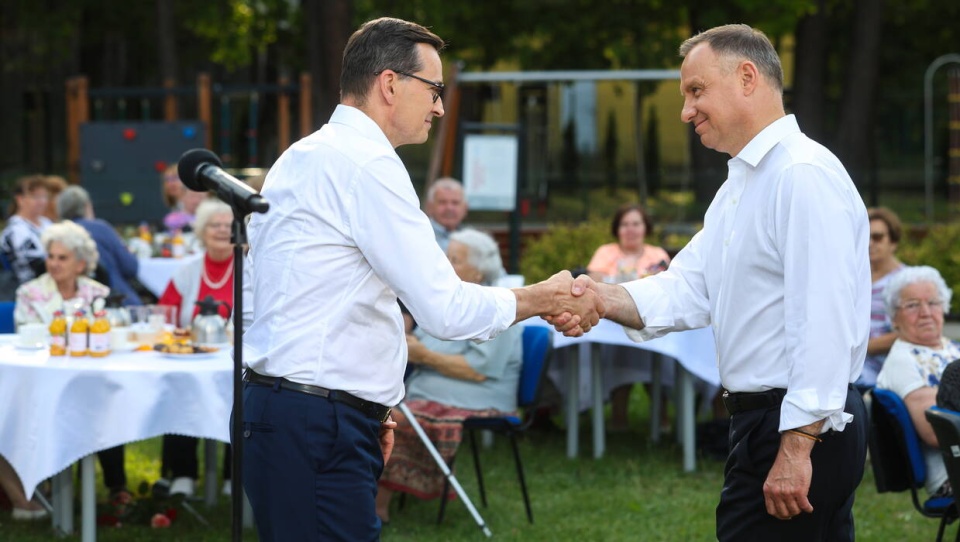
[64,74,314,183]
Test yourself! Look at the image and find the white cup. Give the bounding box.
[17,323,48,349]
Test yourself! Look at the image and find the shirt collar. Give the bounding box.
[329,104,394,150]
[734,114,800,168]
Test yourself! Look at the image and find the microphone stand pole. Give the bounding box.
[229,215,247,542]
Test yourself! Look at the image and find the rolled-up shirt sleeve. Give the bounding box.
[776,163,867,432]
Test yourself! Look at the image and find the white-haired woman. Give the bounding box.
[10,220,130,504]
[158,198,234,497]
[376,229,522,523]
[876,265,959,498]
[14,220,107,324]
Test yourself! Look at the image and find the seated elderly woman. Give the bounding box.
[876,265,959,498]
[375,229,522,523]
[158,199,234,497]
[14,220,109,324]
[10,221,130,501]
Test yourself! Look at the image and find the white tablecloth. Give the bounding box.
[524,318,718,471]
[0,337,232,500]
[136,254,203,297]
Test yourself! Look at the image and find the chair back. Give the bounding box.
[926,406,960,491]
[0,301,15,334]
[870,388,927,492]
[517,326,552,410]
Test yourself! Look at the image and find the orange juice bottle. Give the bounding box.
[88,310,111,357]
[171,229,185,258]
[68,309,89,357]
[49,310,67,356]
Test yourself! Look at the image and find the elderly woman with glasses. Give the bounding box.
[375,229,522,524]
[10,220,132,503]
[157,198,234,498]
[876,265,959,498]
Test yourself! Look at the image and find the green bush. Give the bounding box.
[520,218,611,284]
[899,222,960,312]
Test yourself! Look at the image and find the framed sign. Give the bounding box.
[462,134,518,211]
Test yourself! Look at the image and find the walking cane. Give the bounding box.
[395,402,493,538]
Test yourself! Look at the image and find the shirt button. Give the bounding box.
[243,430,251,438]
[731,198,738,205]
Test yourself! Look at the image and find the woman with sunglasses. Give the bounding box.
[857,207,907,391]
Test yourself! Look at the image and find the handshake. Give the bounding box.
[515,271,610,337]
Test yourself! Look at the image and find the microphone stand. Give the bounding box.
[178,148,268,541]
[228,215,247,542]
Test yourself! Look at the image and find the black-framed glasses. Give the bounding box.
[379,69,444,103]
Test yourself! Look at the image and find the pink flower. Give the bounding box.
[151,513,172,528]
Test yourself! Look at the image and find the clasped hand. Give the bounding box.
[539,271,604,336]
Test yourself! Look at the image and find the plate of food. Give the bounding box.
[154,343,221,359]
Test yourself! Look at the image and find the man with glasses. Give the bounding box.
[241,17,602,541]
[557,24,870,540]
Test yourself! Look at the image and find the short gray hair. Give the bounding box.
[193,199,234,248]
[449,228,503,286]
[883,265,953,317]
[679,24,784,94]
[56,186,92,221]
[427,177,463,203]
[41,220,99,275]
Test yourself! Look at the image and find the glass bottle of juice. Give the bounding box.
[171,229,185,258]
[69,309,89,357]
[88,310,111,357]
[49,310,67,356]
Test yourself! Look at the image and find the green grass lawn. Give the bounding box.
[1,401,951,541]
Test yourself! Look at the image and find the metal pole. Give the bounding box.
[924,54,960,223]
[395,402,493,537]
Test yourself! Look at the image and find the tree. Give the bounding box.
[834,0,884,191]
[303,0,352,126]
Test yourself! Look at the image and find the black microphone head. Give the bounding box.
[177,148,222,192]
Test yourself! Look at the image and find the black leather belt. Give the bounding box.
[722,388,787,415]
[244,371,392,423]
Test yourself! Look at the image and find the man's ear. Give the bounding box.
[739,60,760,96]
[378,71,400,105]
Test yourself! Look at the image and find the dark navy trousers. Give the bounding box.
[241,382,385,541]
[716,387,867,541]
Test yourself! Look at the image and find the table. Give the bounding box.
[137,254,203,297]
[525,319,718,472]
[0,337,232,541]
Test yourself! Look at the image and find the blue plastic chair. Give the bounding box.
[870,388,956,541]
[437,325,553,524]
[0,301,16,334]
[926,406,960,542]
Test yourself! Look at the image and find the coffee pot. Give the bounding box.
[191,295,230,345]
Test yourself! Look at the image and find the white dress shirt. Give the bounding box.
[242,105,516,406]
[622,115,870,432]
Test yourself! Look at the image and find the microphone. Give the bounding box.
[177,149,270,215]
